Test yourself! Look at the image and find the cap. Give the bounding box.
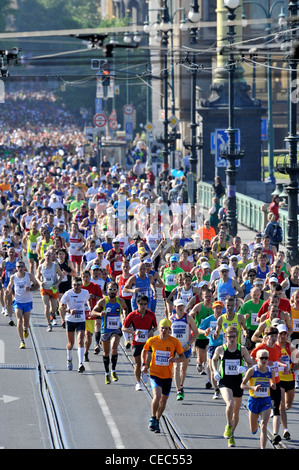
[143,258,152,264]
[201,262,210,269]
[159,318,172,328]
[174,299,186,307]
[112,239,120,243]
[212,301,224,308]
[91,265,100,270]
[96,247,103,253]
[138,247,147,254]
[254,243,263,249]
[269,277,279,283]
[198,281,209,287]
[277,324,288,333]
[219,264,229,271]
[271,318,283,327]
[170,255,178,262]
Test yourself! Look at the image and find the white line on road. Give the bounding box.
[94,392,125,449]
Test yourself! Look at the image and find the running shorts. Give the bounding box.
[85,320,95,334]
[40,288,59,300]
[247,396,272,415]
[150,375,172,397]
[66,320,86,333]
[13,300,33,313]
[101,328,122,342]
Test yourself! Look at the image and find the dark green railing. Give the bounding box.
[198,182,295,244]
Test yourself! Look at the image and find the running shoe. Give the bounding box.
[47,324,52,332]
[125,340,131,349]
[283,430,291,440]
[176,390,184,401]
[135,382,143,391]
[94,345,100,355]
[148,418,157,431]
[196,363,202,373]
[105,374,111,385]
[154,420,160,433]
[61,321,66,329]
[67,360,73,371]
[84,352,89,362]
[213,390,220,399]
[19,340,25,349]
[205,380,212,389]
[272,434,281,446]
[78,363,85,373]
[223,424,232,439]
[9,319,15,326]
[24,328,29,338]
[228,436,235,447]
[111,371,118,382]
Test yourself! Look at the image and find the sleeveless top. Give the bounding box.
[132,274,151,303]
[101,296,122,334]
[4,258,17,287]
[249,365,272,398]
[170,312,190,347]
[219,344,243,386]
[69,232,83,256]
[27,231,39,254]
[14,272,33,303]
[217,278,236,305]
[118,274,132,300]
[41,263,57,289]
[221,312,242,343]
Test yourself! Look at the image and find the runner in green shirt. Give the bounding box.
[189,289,214,378]
[238,286,264,350]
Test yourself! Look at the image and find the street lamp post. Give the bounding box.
[276,0,299,266]
[219,0,245,237]
[183,0,202,204]
[159,0,172,181]
[243,0,285,184]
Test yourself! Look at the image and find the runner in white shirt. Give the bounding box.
[60,276,94,373]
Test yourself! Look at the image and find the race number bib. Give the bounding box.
[155,350,170,366]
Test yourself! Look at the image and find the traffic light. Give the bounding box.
[101,61,110,87]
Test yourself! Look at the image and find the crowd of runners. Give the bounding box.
[1,91,299,449]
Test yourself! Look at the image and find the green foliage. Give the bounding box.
[0,0,14,32]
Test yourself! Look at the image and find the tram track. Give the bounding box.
[120,340,189,449]
[29,323,70,449]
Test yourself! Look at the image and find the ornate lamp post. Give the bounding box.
[276,0,299,266]
[183,0,203,204]
[219,0,245,237]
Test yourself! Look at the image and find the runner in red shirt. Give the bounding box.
[122,294,157,391]
[257,289,291,322]
[106,240,124,279]
[81,270,103,362]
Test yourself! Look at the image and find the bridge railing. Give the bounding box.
[198,182,294,244]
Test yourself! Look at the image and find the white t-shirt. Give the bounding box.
[61,288,90,323]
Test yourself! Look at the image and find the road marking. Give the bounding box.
[94,392,125,449]
[0,395,20,404]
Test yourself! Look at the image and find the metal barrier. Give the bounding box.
[198,182,294,244]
